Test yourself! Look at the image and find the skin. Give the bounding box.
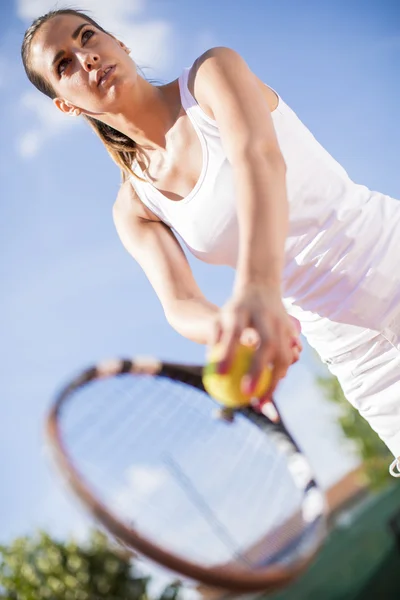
[31,14,302,395]
[29,15,181,153]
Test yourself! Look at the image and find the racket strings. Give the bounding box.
[110,383,212,470]
[172,411,301,549]
[65,376,138,449]
[162,454,250,565]
[65,377,237,534]
[60,373,317,567]
[70,381,217,532]
[99,379,187,465]
[68,376,186,463]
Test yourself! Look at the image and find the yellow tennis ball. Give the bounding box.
[202,343,272,408]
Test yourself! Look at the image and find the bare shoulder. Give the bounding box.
[188,47,279,116]
[113,179,160,225]
[192,46,245,75]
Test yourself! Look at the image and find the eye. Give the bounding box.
[81,29,94,44]
[57,58,70,76]
[56,29,95,76]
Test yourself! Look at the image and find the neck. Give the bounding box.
[88,76,181,151]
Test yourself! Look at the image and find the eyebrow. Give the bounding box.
[51,23,89,69]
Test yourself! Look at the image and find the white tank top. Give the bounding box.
[130,66,400,363]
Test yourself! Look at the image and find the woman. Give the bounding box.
[22,8,400,475]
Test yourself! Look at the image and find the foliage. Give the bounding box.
[318,374,393,490]
[0,530,182,600]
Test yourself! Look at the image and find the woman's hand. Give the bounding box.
[212,283,301,396]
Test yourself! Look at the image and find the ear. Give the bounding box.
[53,97,81,116]
[117,38,131,54]
[108,33,130,54]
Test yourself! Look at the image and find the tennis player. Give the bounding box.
[21,9,400,475]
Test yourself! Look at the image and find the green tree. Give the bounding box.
[0,530,182,600]
[318,374,393,490]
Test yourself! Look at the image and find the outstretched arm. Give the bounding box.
[191,47,295,393]
[114,181,301,369]
[113,181,218,345]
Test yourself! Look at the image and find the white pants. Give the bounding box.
[327,330,400,464]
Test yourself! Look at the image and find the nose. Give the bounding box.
[80,52,99,72]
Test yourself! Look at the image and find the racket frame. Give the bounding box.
[46,357,326,592]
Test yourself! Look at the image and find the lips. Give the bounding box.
[97,65,115,86]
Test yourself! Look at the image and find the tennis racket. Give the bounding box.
[45,356,326,593]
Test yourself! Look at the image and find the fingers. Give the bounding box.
[210,315,223,347]
[246,318,302,397]
[245,310,293,393]
[216,304,248,373]
[267,329,293,395]
[290,335,302,364]
[210,299,302,397]
[240,327,260,348]
[242,318,272,395]
[289,315,302,335]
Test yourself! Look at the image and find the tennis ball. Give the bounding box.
[202,343,272,408]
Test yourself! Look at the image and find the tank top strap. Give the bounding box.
[178,66,219,129]
[129,170,172,225]
[128,65,219,224]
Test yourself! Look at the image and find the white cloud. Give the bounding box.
[16,0,175,157]
[17,0,144,22]
[17,0,174,70]
[112,464,168,517]
[18,129,41,158]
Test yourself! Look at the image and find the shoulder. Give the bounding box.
[113,179,160,225]
[187,47,278,115]
[192,46,245,75]
[113,179,137,221]
[188,47,245,93]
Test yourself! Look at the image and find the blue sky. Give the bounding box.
[1,0,399,556]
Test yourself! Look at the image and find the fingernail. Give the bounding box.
[217,360,229,374]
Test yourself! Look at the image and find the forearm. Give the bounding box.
[233,151,288,292]
[165,298,219,345]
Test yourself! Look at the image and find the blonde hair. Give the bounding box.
[21,8,144,182]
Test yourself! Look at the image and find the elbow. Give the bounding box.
[165,309,178,333]
[164,306,191,342]
[164,302,178,331]
[164,300,187,336]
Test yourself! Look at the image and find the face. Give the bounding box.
[30,14,137,115]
